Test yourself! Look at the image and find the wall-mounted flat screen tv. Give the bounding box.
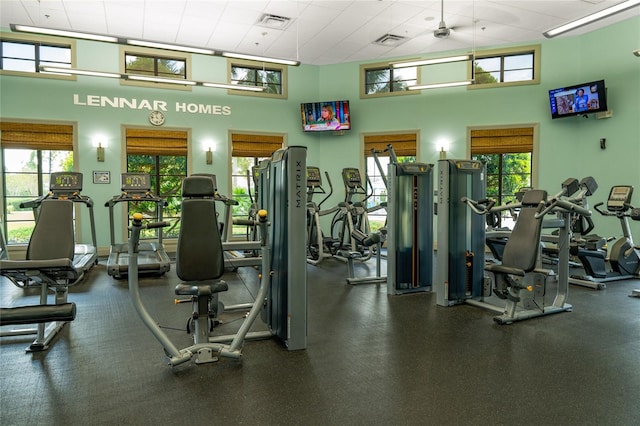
[301,100,350,132]
[548,79,608,119]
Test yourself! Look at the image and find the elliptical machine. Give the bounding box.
[305,166,339,265]
[570,185,640,289]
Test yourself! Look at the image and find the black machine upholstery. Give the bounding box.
[1,200,80,286]
[0,200,79,349]
[485,189,547,299]
[175,176,228,296]
[27,199,75,262]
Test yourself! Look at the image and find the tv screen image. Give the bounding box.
[548,80,607,119]
[301,100,350,132]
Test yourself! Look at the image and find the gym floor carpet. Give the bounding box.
[1,257,639,425]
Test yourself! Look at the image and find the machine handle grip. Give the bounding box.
[536,198,591,219]
[461,197,495,215]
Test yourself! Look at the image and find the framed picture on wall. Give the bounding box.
[93,171,110,184]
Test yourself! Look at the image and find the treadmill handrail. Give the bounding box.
[104,192,168,207]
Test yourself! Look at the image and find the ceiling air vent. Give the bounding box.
[373,34,407,47]
[257,14,293,30]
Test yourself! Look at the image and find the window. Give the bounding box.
[126,129,188,238]
[227,59,287,99]
[470,127,536,228]
[230,132,284,239]
[120,46,192,90]
[363,133,418,231]
[125,53,186,79]
[470,45,541,89]
[0,33,74,79]
[1,122,74,244]
[360,62,419,98]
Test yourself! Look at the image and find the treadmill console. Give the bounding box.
[607,185,633,211]
[50,172,83,195]
[122,173,151,193]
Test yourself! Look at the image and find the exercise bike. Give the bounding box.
[569,185,640,289]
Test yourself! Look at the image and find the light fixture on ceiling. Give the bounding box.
[10,24,300,66]
[633,49,640,56]
[408,80,474,90]
[221,52,300,66]
[201,82,264,92]
[392,54,473,68]
[41,66,265,91]
[126,39,216,55]
[10,24,119,43]
[543,0,640,38]
[126,75,198,85]
[40,66,122,78]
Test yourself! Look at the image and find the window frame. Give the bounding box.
[361,131,419,231]
[123,126,190,241]
[120,45,193,91]
[468,45,541,90]
[227,58,288,99]
[1,120,78,247]
[228,130,285,240]
[0,32,76,81]
[467,124,539,222]
[360,60,420,99]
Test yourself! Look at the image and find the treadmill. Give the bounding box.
[105,173,171,279]
[21,172,98,272]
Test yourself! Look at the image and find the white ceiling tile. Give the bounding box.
[0,0,636,66]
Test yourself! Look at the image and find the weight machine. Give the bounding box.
[435,159,591,324]
[386,158,434,295]
[1,200,81,351]
[127,146,307,366]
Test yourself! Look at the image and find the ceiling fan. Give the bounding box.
[434,0,454,39]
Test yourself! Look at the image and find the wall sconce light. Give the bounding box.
[439,147,447,160]
[206,147,213,165]
[97,143,105,162]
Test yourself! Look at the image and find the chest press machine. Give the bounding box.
[127,146,307,366]
[1,199,91,351]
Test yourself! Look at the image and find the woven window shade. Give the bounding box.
[364,133,417,157]
[1,122,73,150]
[126,128,188,156]
[231,133,283,157]
[471,127,533,155]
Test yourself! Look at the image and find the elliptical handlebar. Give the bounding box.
[319,171,334,209]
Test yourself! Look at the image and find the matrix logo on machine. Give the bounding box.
[296,160,303,208]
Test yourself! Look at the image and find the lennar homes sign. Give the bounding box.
[73,94,232,115]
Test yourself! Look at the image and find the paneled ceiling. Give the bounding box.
[1,1,638,65]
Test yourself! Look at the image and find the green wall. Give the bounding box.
[1,17,639,249]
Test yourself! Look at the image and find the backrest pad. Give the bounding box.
[176,176,224,281]
[26,199,75,261]
[501,189,547,272]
